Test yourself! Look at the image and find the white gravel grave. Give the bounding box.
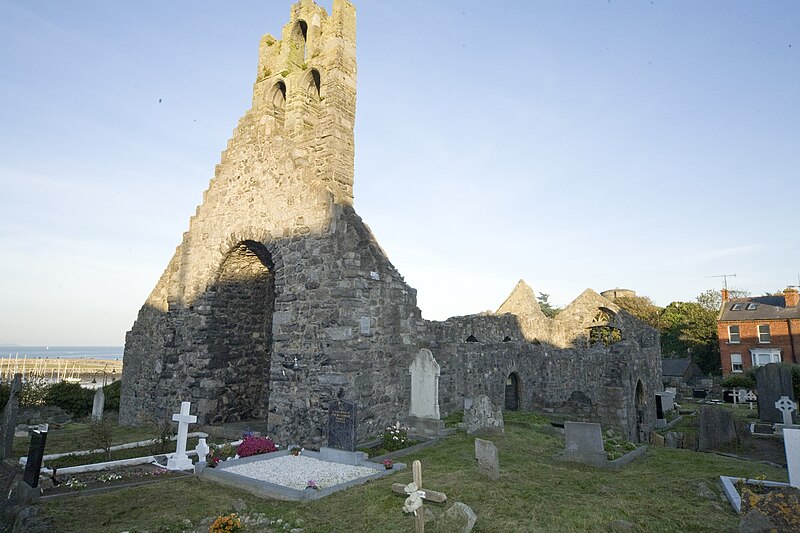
[222,455,379,490]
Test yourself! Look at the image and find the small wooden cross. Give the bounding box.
[392,460,447,533]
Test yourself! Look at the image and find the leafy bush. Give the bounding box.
[88,418,115,461]
[44,381,93,417]
[381,423,410,452]
[237,435,277,458]
[21,377,51,407]
[721,372,756,390]
[102,380,121,411]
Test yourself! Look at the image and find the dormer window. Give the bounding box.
[746,303,757,310]
[731,304,743,311]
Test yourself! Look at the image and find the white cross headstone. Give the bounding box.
[774,396,797,427]
[746,390,757,410]
[195,437,210,464]
[166,401,197,470]
[784,428,800,489]
[735,389,748,405]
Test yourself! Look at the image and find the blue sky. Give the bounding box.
[1,1,798,345]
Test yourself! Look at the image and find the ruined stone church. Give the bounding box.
[120,0,662,446]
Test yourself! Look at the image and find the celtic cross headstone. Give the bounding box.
[775,396,797,427]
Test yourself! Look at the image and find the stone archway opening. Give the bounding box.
[505,372,520,411]
[207,240,275,424]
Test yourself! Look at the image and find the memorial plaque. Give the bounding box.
[327,399,357,451]
[23,425,48,488]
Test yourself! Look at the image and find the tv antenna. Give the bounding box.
[706,273,737,290]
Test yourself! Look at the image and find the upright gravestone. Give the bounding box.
[563,421,606,466]
[91,387,105,422]
[464,395,504,436]
[166,401,196,471]
[756,363,795,424]
[698,406,738,451]
[22,424,48,488]
[775,396,797,428]
[785,428,800,489]
[406,349,445,437]
[1,373,22,459]
[474,438,499,481]
[327,399,357,451]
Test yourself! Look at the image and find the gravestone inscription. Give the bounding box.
[23,424,48,488]
[328,399,357,451]
[1,373,22,459]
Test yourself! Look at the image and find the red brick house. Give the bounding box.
[718,287,800,375]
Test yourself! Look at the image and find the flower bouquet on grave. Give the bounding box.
[210,513,243,533]
[306,479,319,490]
[382,459,394,470]
[207,443,237,467]
[290,445,303,456]
[237,435,278,458]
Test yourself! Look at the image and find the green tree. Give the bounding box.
[696,288,751,312]
[614,295,662,329]
[660,301,720,374]
[537,292,560,318]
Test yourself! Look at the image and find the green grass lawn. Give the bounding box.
[31,411,788,533]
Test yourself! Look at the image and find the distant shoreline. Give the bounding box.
[0,346,124,361]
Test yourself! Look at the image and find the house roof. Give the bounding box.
[718,295,800,321]
[662,358,694,377]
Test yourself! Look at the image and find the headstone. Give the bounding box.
[406,349,445,437]
[774,396,797,427]
[746,390,757,410]
[735,389,749,405]
[756,363,795,423]
[698,406,738,451]
[166,401,196,470]
[464,395,504,436]
[661,391,675,411]
[22,424,48,488]
[655,395,664,420]
[563,421,606,464]
[391,460,447,533]
[91,387,105,421]
[784,428,800,489]
[195,437,210,464]
[327,399,357,451]
[1,373,22,459]
[474,438,499,481]
[666,387,677,397]
[438,502,477,533]
[693,389,707,399]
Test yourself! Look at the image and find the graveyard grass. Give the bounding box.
[35,412,787,533]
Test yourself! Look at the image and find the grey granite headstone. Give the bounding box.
[563,421,606,463]
[464,395,504,436]
[698,406,737,451]
[437,502,477,532]
[327,399,357,451]
[474,438,499,481]
[757,364,795,424]
[406,349,445,437]
[22,424,48,488]
[91,387,105,421]
[1,373,22,459]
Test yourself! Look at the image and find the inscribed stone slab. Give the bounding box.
[474,438,499,481]
[464,395,504,436]
[328,399,357,451]
[756,364,795,424]
[698,406,737,451]
[408,349,441,420]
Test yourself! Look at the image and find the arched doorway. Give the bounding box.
[505,372,520,411]
[635,380,645,443]
[207,240,275,423]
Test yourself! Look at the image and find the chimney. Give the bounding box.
[721,288,729,302]
[784,287,799,308]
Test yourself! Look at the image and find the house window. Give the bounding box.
[746,303,757,310]
[758,324,771,343]
[728,325,740,344]
[730,353,743,373]
[751,349,781,367]
[731,303,743,311]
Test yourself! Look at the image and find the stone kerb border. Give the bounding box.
[198,449,406,502]
[720,476,792,513]
[558,444,648,470]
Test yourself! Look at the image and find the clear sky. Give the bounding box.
[1,1,798,346]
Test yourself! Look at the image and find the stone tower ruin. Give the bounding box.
[121,0,662,446]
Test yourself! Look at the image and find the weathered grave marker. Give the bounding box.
[756,363,795,423]
[166,401,196,470]
[92,387,105,421]
[22,424,48,488]
[406,349,445,436]
[464,395,504,436]
[1,373,22,459]
[563,421,606,464]
[392,460,447,533]
[328,399,357,451]
[785,428,800,489]
[775,396,797,428]
[474,438,499,481]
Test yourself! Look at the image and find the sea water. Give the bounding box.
[0,346,123,361]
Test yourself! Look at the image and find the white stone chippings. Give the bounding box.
[222,456,378,490]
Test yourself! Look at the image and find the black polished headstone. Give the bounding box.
[327,399,357,451]
[23,425,48,488]
[655,395,664,420]
[756,363,795,424]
